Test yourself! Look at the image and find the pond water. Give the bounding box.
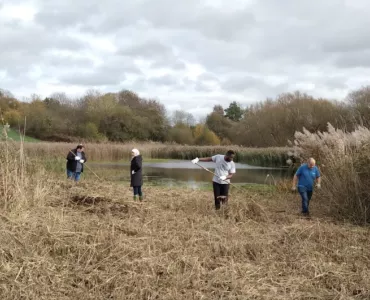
[90,160,292,187]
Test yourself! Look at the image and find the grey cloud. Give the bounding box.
[34,1,98,29]
[3,0,370,118]
[117,39,187,71]
[34,0,254,41]
[119,40,171,58]
[42,53,95,69]
[0,21,88,75]
[197,73,220,83]
[193,82,213,93]
[150,59,186,70]
[59,71,125,86]
[220,75,290,98]
[0,21,85,52]
[147,74,178,86]
[179,76,216,93]
[57,56,141,86]
[333,50,370,69]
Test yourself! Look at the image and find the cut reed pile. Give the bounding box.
[20,141,289,167]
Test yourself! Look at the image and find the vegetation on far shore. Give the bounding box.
[2,86,370,148]
[9,139,290,167]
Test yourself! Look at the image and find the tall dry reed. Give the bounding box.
[290,123,370,224]
[20,142,289,167]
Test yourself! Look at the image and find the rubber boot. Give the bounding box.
[139,194,144,201]
[133,195,138,201]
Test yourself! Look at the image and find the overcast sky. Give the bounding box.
[1,0,370,118]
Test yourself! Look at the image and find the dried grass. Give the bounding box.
[0,135,369,299]
[1,178,369,298]
[19,141,289,166]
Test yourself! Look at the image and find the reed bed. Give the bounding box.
[20,142,289,167]
[0,134,369,299]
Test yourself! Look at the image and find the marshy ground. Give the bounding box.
[0,178,369,299]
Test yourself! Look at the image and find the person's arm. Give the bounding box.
[67,150,76,161]
[226,164,236,180]
[315,168,321,187]
[191,156,213,164]
[131,158,142,174]
[199,157,213,162]
[292,175,298,189]
[292,166,302,189]
[134,159,142,172]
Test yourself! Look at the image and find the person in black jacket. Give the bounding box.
[130,148,143,201]
[66,144,87,182]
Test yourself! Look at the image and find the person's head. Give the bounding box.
[76,144,84,153]
[131,148,140,157]
[307,157,316,168]
[224,150,235,162]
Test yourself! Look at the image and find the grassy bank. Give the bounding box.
[1,126,40,142]
[21,142,290,167]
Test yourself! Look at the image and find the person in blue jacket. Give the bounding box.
[292,158,321,216]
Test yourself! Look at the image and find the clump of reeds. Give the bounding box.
[290,123,370,224]
[20,142,290,167]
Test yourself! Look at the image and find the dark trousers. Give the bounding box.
[213,182,229,210]
[298,186,313,214]
[133,186,142,196]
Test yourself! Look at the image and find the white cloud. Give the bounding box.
[1,0,370,118]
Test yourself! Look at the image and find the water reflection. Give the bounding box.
[90,160,291,186]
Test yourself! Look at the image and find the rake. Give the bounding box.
[194,162,243,191]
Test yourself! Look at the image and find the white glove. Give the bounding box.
[75,156,81,160]
[316,183,321,189]
[191,158,199,164]
[291,186,297,191]
[80,159,84,163]
[132,170,135,175]
[219,175,227,181]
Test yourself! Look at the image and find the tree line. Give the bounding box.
[0,86,369,147]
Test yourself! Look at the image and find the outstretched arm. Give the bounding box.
[199,157,212,162]
[191,157,212,164]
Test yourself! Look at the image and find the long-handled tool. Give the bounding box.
[195,162,287,214]
[69,150,101,180]
[195,162,243,191]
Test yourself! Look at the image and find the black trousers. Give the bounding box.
[213,182,229,210]
[133,186,142,196]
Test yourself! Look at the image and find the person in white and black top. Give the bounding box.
[192,150,236,210]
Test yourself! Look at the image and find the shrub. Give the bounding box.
[168,126,194,145]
